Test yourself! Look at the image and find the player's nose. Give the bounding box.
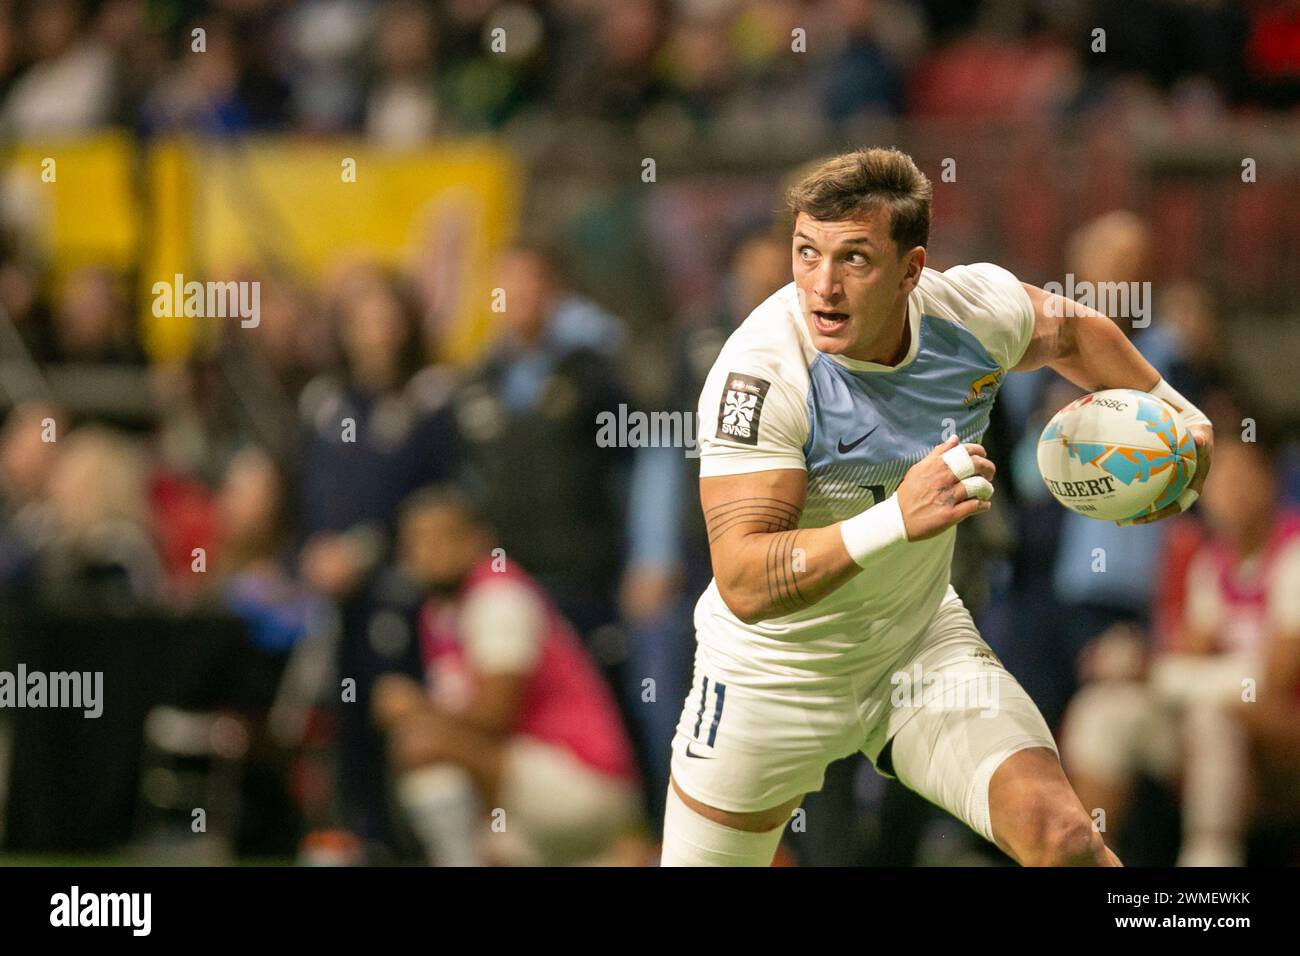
[812,261,840,300]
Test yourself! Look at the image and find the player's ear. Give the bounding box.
[899,245,925,293]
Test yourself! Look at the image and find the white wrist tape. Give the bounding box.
[840,494,909,566]
[1148,378,1210,428]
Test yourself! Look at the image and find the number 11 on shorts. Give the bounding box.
[692,675,727,747]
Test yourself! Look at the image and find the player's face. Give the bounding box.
[792,210,923,362]
[401,505,483,591]
[1202,441,1274,547]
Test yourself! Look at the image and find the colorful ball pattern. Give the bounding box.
[1036,388,1197,522]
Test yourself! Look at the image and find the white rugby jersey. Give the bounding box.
[694,263,1035,679]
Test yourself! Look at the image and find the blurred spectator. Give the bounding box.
[30,424,162,611]
[372,485,642,866]
[0,0,115,137]
[452,242,630,641]
[1160,281,1229,407]
[0,249,55,362]
[550,0,670,120]
[294,264,459,851]
[50,266,138,364]
[140,16,253,135]
[297,263,457,601]
[216,446,321,659]
[285,0,372,133]
[820,0,905,120]
[1062,421,1300,866]
[365,0,441,147]
[0,401,61,583]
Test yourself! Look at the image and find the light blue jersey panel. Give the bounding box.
[801,313,1003,527]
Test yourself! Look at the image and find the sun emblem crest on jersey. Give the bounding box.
[964,369,1004,407]
[716,371,770,446]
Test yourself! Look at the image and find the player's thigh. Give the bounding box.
[670,647,859,819]
[870,598,1059,845]
[883,667,1059,845]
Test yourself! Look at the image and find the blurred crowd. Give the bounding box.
[0,0,1298,866]
[0,0,1296,144]
[4,208,1299,866]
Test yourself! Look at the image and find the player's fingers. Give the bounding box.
[961,442,986,460]
[969,455,995,481]
[961,475,994,500]
[928,434,961,457]
[1126,501,1181,526]
[1187,430,1213,494]
[953,496,993,521]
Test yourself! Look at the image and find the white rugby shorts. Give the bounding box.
[669,587,1058,843]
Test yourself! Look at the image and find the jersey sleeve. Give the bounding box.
[695,356,809,478]
[459,579,545,675]
[939,262,1036,369]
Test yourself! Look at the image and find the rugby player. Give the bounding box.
[660,147,1213,867]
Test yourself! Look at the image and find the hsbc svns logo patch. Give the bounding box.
[716,372,770,446]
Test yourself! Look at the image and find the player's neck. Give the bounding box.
[846,303,910,366]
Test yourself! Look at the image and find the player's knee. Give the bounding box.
[1033,809,1107,867]
[671,777,796,832]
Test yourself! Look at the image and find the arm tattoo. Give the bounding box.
[704,496,810,614]
[765,529,808,614]
[703,496,801,543]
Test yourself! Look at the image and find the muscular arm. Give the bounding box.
[1013,281,1213,524]
[702,439,995,625]
[702,468,864,624]
[1012,283,1160,391]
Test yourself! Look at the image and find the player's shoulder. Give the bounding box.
[915,261,1028,320]
[916,262,1035,369]
[695,284,814,469]
[709,282,816,391]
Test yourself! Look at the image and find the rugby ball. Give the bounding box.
[1036,389,1196,522]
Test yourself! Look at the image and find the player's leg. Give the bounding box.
[374,679,508,865]
[1059,678,1178,843]
[986,746,1121,866]
[1151,652,1257,866]
[869,591,1120,866]
[662,776,804,866]
[490,737,643,865]
[660,649,856,866]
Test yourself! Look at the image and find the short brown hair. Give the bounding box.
[784,147,932,254]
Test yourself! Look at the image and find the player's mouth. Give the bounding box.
[811,309,850,334]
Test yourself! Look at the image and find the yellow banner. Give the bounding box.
[142,138,519,363]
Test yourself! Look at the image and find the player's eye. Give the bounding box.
[798,246,818,261]
[846,252,868,265]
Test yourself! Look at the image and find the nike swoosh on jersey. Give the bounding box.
[837,425,878,454]
[684,742,713,759]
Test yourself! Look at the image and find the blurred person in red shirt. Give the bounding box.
[1062,417,1300,866]
[372,485,643,866]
